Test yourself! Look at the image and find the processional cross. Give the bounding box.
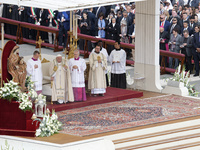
[36,36,44,60]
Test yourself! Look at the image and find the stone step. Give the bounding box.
[102,119,200,150]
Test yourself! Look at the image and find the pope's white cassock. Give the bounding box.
[49,58,74,104]
[109,48,127,89]
[68,57,87,101]
[88,51,107,95]
[26,58,43,92]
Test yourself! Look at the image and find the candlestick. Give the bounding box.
[73,12,75,37]
[70,11,72,32]
[75,15,77,39]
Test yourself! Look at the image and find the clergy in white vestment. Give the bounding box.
[109,41,127,89]
[49,54,74,104]
[88,44,107,96]
[91,40,109,86]
[26,51,43,94]
[69,50,87,101]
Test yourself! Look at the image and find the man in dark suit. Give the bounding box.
[126,5,134,24]
[128,18,135,44]
[189,15,197,35]
[193,26,200,76]
[117,10,132,35]
[169,17,181,34]
[57,11,70,48]
[160,26,169,66]
[27,7,38,40]
[180,30,193,72]
[96,6,106,18]
[160,14,171,32]
[87,8,96,36]
[181,21,192,36]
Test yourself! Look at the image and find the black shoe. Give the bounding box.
[193,74,199,77]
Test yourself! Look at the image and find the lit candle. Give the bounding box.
[70,11,72,32]
[75,15,77,39]
[73,12,75,37]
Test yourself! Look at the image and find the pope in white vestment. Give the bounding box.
[26,51,43,94]
[50,55,74,104]
[88,44,107,96]
[69,50,87,101]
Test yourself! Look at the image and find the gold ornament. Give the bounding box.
[53,66,58,72]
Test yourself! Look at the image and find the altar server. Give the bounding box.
[69,50,87,101]
[50,54,74,104]
[88,44,107,96]
[26,51,43,94]
[109,41,127,89]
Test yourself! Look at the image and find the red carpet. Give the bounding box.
[47,87,143,112]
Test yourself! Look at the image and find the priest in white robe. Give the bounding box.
[88,44,107,96]
[91,40,109,86]
[69,50,86,101]
[109,41,127,89]
[26,51,43,94]
[49,54,74,104]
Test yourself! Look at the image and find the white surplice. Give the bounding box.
[68,58,86,88]
[109,49,126,74]
[26,58,43,91]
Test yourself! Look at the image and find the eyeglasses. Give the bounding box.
[160,17,164,19]
[173,20,177,21]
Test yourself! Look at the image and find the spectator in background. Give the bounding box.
[169,28,182,69]
[27,7,38,40]
[160,14,171,32]
[192,25,200,76]
[169,17,181,34]
[97,13,106,38]
[87,8,96,36]
[120,19,128,43]
[180,30,193,73]
[79,11,90,50]
[57,11,70,48]
[181,21,192,35]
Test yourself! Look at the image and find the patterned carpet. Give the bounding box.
[57,95,200,136]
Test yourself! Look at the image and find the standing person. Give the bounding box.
[91,40,109,86]
[180,30,193,73]
[193,25,200,76]
[88,44,107,96]
[26,51,43,94]
[109,40,127,89]
[169,28,182,69]
[47,9,58,44]
[57,11,70,48]
[69,50,87,102]
[50,55,74,104]
[97,13,106,38]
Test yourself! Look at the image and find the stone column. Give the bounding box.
[133,0,162,92]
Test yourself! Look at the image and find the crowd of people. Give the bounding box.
[160,0,200,76]
[0,3,136,58]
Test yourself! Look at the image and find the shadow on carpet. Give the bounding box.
[57,95,200,136]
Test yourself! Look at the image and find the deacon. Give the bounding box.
[88,44,107,96]
[50,54,74,104]
[26,51,43,94]
[69,50,87,101]
[91,40,109,86]
[109,40,127,89]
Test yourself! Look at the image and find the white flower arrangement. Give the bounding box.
[27,88,38,99]
[37,94,46,103]
[25,76,35,90]
[18,92,33,112]
[0,80,20,101]
[169,65,199,97]
[35,110,62,137]
[1,140,14,150]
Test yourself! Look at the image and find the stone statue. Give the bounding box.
[7,46,27,91]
